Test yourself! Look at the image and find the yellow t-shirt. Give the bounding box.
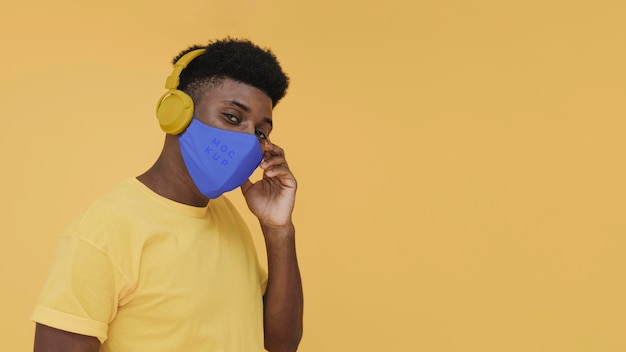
[32,178,267,351]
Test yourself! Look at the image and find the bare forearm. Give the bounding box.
[262,222,303,352]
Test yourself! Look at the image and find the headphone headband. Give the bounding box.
[156,48,206,135]
[165,49,206,90]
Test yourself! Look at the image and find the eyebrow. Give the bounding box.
[221,99,273,127]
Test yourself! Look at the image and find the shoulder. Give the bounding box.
[62,178,155,244]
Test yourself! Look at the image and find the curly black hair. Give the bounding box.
[174,38,289,107]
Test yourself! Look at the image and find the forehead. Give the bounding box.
[198,78,272,112]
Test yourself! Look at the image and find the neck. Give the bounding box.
[137,134,210,207]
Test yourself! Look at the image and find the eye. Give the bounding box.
[222,113,240,124]
[255,129,268,140]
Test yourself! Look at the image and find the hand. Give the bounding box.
[241,142,297,228]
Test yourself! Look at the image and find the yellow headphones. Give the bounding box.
[155,49,206,134]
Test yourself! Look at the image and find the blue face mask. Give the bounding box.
[179,118,263,199]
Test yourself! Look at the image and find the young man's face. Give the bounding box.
[192,78,274,153]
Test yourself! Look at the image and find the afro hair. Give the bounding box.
[174,38,289,107]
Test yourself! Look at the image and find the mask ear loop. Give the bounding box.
[261,140,271,161]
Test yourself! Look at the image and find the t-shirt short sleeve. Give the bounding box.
[31,236,128,343]
[259,266,268,294]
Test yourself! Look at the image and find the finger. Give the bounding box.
[264,142,286,158]
[261,145,289,169]
[264,173,297,190]
[261,154,288,170]
[263,165,297,186]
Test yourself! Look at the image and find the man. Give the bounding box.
[32,38,303,352]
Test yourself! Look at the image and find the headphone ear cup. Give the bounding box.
[156,90,194,135]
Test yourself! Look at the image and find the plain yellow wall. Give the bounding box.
[2,0,625,351]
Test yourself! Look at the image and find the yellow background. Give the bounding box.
[2,0,625,351]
